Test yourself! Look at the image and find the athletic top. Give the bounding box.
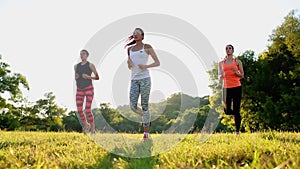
[129,44,150,80]
[76,61,92,89]
[221,58,241,88]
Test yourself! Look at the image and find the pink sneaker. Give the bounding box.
[143,133,149,139]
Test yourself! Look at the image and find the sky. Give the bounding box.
[0,0,299,111]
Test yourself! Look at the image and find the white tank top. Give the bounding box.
[129,44,150,80]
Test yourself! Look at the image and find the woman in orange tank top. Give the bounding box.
[219,44,244,136]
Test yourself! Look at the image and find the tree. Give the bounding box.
[0,55,29,107]
[0,55,29,130]
[236,50,263,132]
[258,10,300,130]
[31,92,67,131]
[62,110,82,132]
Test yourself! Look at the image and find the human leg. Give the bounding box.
[130,80,143,115]
[140,77,151,138]
[84,85,95,133]
[224,88,234,115]
[76,87,89,131]
[232,86,242,134]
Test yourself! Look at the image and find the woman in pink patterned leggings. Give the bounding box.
[74,49,99,134]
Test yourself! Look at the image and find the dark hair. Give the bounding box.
[125,28,144,48]
[80,49,89,56]
[226,44,234,50]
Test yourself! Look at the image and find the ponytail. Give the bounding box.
[124,35,136,48]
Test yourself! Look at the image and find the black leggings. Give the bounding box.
[223,86,242,132]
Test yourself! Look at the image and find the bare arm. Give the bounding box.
[74,64,79,80]
[218,62,224,80]
[233,59,244,78]
[82,63,99,80]
[127,47,133,70]
[139,44,160,70]
[89,63,99,80]
[127,47,130,59]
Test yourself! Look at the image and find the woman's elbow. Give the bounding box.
[156,61,160,67]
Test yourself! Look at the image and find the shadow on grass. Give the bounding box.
[275,137,300,144]
[94,138,159,169]
[260,132,300,144]
[0,140,34,149]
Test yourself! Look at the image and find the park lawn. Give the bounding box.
[0,131,299,169]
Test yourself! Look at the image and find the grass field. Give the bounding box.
[0,131,299,169]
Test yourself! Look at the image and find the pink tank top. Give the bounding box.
[222,58,241,88]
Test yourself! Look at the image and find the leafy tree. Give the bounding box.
[31,92,67,131]
[0,55,29,130]
[236,50,263,132]
[258,10,300,130]
[0,55,29,104]
[62,110,82,132]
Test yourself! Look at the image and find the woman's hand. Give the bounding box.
[138,64,147,70]
[95,74,99,80]
[82,73,91,79]
[75,73,79,80]
[219,75,224,80]
[233,68,243,78]
[233,67,238,74]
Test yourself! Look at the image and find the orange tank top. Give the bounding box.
[222,58,241,88]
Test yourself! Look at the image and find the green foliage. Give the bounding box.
[28,92,67,131]
[0,55,29,130]
[0,55,29,103]
[207,10,300,132]
[255,10,300,131]
[1,91,68,131]
[62,110,82,132]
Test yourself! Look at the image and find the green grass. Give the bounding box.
[0,131,299,168]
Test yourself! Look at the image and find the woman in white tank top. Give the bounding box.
[129,43,150,80]
[125,28,160,139]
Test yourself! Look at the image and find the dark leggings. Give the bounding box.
[76,84,94,124]
[223,86,242,132]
